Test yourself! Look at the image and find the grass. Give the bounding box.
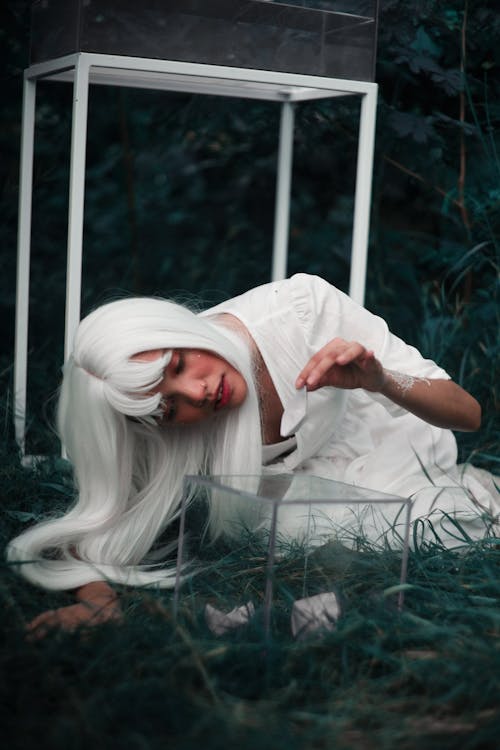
[1,435,499,750]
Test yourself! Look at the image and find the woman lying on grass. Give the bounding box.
[7,274,498,635]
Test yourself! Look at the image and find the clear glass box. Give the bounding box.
[30,0,379,81]
[174,474,411,638]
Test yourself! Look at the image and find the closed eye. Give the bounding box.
[174,351,185,375]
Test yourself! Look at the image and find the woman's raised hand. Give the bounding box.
[295,337,481,431]
[295,338,385,393]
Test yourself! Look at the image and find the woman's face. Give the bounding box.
[132,348,248,426]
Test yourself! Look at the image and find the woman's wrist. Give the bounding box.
[362,360,387,393]
[379,369,430,399]
[75,581,117,604]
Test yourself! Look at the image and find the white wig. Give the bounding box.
[7,297,263,589]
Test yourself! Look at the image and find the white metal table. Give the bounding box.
[14,52,377,452]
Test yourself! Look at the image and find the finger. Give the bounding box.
[303,343,367,388]
[295,339,350,388]
[25,611,59,641]
[26,627,47,642]
[302,361,337,389]
[26,610,56,632]
[296,354,325,388]
[297,355,340,389]
[26,608,80,634]
[334,342,367,365]
[356,350,377,369]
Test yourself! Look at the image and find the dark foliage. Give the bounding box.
[1,0,498,460]
[1,447,499,749]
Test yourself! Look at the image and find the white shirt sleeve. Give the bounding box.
[288,273,450,380]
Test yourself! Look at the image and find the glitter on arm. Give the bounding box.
[384,369,431,397]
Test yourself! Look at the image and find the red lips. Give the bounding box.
[215,374,231,410]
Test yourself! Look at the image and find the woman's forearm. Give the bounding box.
[380,372,481,432]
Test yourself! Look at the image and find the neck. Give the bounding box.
[215,313,285,445]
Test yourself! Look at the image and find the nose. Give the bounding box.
[176,374,207,406]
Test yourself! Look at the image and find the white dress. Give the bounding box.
[203,274,498,545]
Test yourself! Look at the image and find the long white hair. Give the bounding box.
[7,297,263,590]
